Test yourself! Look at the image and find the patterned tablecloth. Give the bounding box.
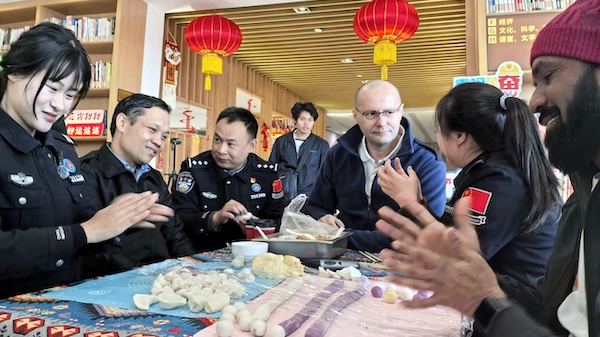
[0,250,392,337]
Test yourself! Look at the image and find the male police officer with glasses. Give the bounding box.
[303,80,446,252]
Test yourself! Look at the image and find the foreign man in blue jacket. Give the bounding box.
[303,80,446,252]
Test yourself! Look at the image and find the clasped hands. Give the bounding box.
[81,191,174,244]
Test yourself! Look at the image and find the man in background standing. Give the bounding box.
[269,102,329,204]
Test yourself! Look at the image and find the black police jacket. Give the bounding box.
[172,151,285,251]
[442,150,560,286]
[0,109,89,298]
[78,144,195,278]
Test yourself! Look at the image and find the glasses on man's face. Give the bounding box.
[356,106,401,120]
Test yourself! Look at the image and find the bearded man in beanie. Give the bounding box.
[372,1,600,336]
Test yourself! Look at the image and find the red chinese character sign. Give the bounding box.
[65,109,105,138]
[353,0,419,80]
[184,15,242,90]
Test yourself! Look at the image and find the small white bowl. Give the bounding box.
[231,241,268,263]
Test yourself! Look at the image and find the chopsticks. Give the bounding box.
[359,250,382,263]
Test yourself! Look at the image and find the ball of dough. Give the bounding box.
[251,319,267,337]
[266,325,286,337]
[383,291,398,304]
[216,320,235,337]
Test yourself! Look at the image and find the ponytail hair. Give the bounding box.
[435,82,561,233]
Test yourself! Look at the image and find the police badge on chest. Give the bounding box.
[55,154,84,184]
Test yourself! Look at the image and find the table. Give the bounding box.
[0,250,461,337]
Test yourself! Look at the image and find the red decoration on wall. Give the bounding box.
[181,109,196,133]
[184,15,242,90]
[261,122,270,151]
[353,0,420,80]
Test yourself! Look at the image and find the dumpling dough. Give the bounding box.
[133,294,158,311]
[158,292,187,310]
[251,253,304,279]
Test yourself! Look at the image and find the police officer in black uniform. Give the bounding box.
[172,107,285,251]
[0,23,164,298]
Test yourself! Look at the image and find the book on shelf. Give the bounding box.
[90,61,111,89]
[0,26,31,51]
[44,16,116,42]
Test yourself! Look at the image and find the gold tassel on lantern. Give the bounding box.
[202,53,223,90]
[205,74,212,90]
[374,39,397,80]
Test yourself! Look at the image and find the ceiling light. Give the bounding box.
[361,80,369,84]
[293,7,311,13]
[341,58,354,63]
[313,28,323,33]
[356,74,363,78]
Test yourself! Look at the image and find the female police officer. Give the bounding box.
[378,82,562,288]
[0,23,165,298]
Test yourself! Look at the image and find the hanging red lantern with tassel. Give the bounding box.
[353,0,419,80]
[184,15,242,90]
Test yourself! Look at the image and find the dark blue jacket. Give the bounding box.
[442,151,559,286]
[304,118,446,252]
[268,131,329,203]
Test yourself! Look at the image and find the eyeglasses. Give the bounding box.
[356,105,401,120]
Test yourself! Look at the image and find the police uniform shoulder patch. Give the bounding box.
[176,171,195,194]
[255,162,277,171]
[187,158,210,168]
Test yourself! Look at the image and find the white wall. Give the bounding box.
[141,3,164,97]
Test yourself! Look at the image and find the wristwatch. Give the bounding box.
[473,297,513,333]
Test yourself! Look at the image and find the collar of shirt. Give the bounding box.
[106,143,150,182]
[293,130,310,157]
[293,129,311,140]
[593,172,600,192]
[224,159,248,176]
[358,125,405,204]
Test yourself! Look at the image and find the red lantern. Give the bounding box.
[184,15,242,90]
[353,0,419,80]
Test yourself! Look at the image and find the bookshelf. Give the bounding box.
[0,0,148,157]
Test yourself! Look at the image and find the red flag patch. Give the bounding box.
[272,179,283,193]
[462,187,492,215]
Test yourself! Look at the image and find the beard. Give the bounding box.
[544,68,600,175]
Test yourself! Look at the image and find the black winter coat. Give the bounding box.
[78,144,194,278]
[268,131,329,203]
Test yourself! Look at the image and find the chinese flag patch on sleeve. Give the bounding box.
[272,179,283,193]
[462,187,492,214]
